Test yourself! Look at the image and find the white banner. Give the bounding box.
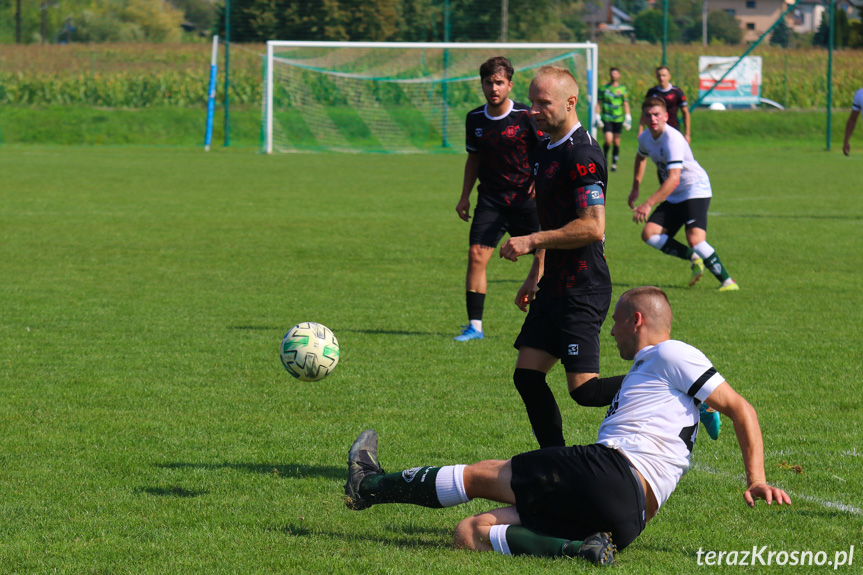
[698,56,762,106]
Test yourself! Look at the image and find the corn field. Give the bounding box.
[1,42,861,109]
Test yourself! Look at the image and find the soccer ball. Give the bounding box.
[280,322,340,382]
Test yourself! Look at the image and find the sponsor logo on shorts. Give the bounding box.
[402,467,423,483]
[568,344,579,356]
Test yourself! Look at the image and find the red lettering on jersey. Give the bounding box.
[572,163,597,178]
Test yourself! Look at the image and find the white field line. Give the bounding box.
[691,462,862,516]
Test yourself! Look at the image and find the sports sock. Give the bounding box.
[359,464,469,508]
[693,241,731,282]
[513,368,564,448]
[490,525,583,558]
[645,233,693,261]
[612,144,620,164]
[466,291,485,326]
[603,143,610,163]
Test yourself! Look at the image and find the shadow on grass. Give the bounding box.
[157,462,343,481]
[268,523,451,549]
[339,328,450,337]
[714,213,862,221]
[138,486,208,498]
[612,282,698,291]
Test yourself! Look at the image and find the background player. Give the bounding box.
[454,56,542,342]
[639,66,690,143]
[843,86,863,156]
[498,66,612,449]
[343,287,790,564]
[594,66,632,172]
[630,97,738,293]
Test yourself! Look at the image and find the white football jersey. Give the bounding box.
[597,340,725,510]
[637,125,711,203]
[853,88,863,112]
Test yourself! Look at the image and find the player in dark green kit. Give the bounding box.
[594,67,631,172]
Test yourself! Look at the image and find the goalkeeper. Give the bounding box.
[594,67,632,172]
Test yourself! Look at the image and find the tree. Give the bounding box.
[769,15,791,47]
[70,0,184,42]
[850,19,863,48]
[814,8,850,47]
[169,0,217,32]
[633,8,680,43]
[706,9,741,44]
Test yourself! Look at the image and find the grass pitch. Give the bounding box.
[0,140,861,573]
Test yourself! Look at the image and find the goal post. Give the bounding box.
[262,41,598,154]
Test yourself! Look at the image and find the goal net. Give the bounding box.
[262,41,598,154]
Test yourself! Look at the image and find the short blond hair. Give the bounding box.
[535,65,579,100]
[619,286,673,332]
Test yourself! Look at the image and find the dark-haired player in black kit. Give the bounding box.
[499,65,613,449]
[638,66,690,143]
[454,56,542,342]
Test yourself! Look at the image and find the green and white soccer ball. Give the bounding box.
[280,322,340,382]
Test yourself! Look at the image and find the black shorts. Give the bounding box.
[648,197,710,237]
[602,121,623,134]
[469,196,540,248]
[510,444,646,551]
[513,289,611,373]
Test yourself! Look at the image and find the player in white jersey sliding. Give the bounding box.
[630,97,738,292]
[343,286,790,565]
[843,87,863,156]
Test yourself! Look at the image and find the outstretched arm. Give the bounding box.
[705,382,792,507]
[844,110,860,156]
[681,106,691,143]
[632,167,680,224]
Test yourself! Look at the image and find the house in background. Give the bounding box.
[707,0,859,41]
[791,0,826,33]
[585,0,634,38]
[707,0,794,42]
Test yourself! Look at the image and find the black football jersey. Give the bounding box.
[645,85,688,130]
[532,124,611,297]
[465,101,541,208]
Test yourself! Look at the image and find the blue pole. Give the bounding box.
[204,35,219,151]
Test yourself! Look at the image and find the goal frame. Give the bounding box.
[263,40,599,154]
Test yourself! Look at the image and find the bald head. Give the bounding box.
[529,66,580,140]
[619,286,673,334]
[534,65,580,101]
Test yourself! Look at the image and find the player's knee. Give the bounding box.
[642,229,658,243]
[453,515,485,551]
[468,245,489,266]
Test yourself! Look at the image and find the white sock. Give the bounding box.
[489,524,512,555]
[435,464,470,507]
[692,240,715,260]
[645,233,668,251]
[469,320,482,332]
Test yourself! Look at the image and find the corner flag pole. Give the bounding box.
[204,35,219,152]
